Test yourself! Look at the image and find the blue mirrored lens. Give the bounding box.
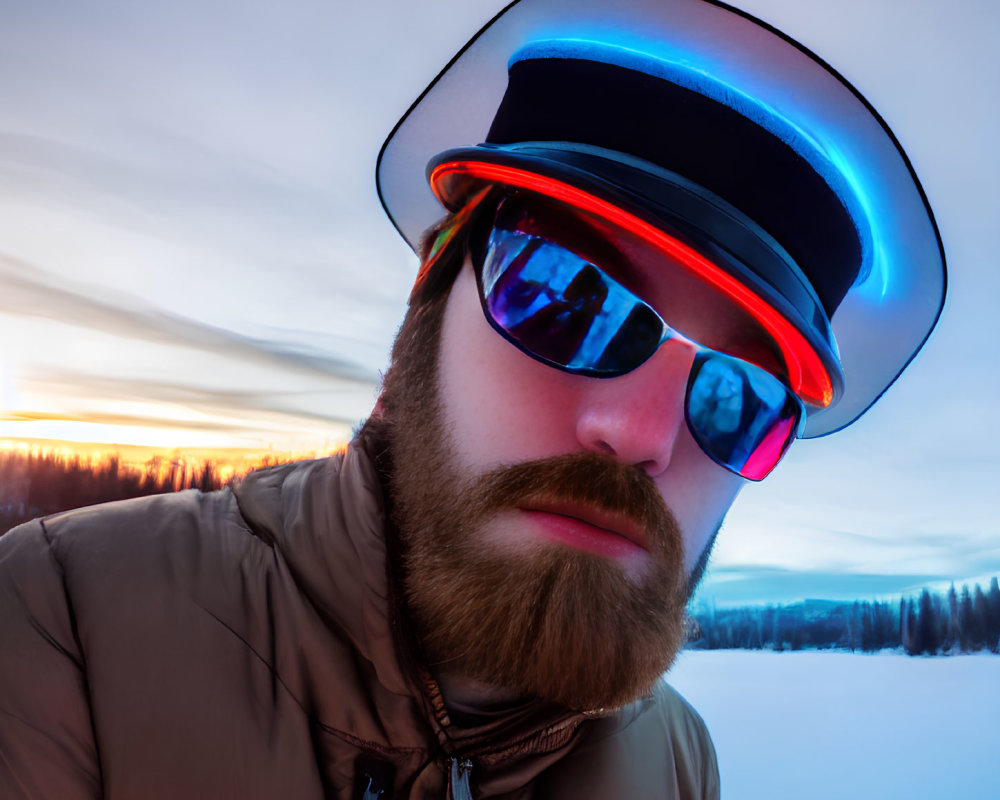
[686,354,800,479]
[481,227,661,374]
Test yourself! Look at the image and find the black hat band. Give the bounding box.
[486,56,864,317]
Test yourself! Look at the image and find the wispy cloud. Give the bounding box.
[0,251,378,384]
[693,564,1000,608]
[15,370,365,428]
[0,127,377,259]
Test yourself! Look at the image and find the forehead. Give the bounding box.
[489,193,788,379]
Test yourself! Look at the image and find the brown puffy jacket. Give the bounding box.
[0,439,720,799]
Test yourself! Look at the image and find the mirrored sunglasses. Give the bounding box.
[470,208,805,480]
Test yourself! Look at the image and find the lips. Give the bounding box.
[518,500,650,560]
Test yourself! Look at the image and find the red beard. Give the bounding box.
[376,290,689,711]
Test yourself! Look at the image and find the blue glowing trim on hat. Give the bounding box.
[512,39,885,296]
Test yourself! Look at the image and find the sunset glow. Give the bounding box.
[0,436,333,485]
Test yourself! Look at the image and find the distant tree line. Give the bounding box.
[5,449,999,659]
[687,578,1000,656]
[0,450,262,536]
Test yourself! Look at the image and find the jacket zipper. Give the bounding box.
[449,757,474,800]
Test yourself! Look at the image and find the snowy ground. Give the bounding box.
[667,650,999,799]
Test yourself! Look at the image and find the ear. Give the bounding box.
[370,392,387,419]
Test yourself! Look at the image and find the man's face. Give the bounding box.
[381,196,777,711]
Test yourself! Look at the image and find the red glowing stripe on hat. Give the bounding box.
[429,160,834,408]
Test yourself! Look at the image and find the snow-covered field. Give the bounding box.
[667,650,999,799]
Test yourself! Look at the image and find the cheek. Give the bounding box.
[437,264,581,467]
[653,432,744,573]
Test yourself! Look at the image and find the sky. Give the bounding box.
[0,0,997,606]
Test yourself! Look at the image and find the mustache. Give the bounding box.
[469,451,679,542]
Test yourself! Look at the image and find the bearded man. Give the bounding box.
[0,0,945,798]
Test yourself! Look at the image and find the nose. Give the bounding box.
[574,341,694,477]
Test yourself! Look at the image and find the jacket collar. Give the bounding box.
[232,440,412,697]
